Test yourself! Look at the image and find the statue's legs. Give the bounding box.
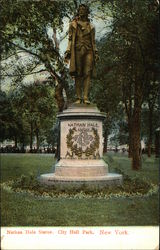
[75,77,82,103]
[83,51,93,104]
[75,48,93,104]
[75,49,83,103]
[83,75,91,104]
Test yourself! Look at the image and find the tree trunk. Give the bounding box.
[128,120,133,158]
[22,140,25,152]
[155,129,160,158]
[55,83,64,112]
[30,121,33,152]
[147,108,153,157]
[21,135,25,151]
[14,136,17,148]
[35,129,39,151]
[123,79,133,158]
[132,105,142,170]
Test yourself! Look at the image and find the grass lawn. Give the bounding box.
[1,153,159,226]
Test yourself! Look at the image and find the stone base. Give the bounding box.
[38,172,123,189]
[54,159,108,177]
[38,174,122,189]
[38,104,123,189]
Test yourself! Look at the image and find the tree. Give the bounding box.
[99,0,158,169]
[0,0,76,110]
[90,37,122,152]
[0,90,14,143]
[3,81,57,151]
[0,0,112,110]
[143,76,159,157]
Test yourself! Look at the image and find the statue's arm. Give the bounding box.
[91,27,99,61]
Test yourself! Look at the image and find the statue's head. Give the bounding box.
[77,4,90,18]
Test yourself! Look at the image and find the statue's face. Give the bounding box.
[78,6,88,17]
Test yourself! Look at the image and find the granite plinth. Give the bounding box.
[39,104,123,188]
[54,159,108,177]
[38,173,122,188]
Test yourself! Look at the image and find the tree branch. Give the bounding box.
[73,0,78,9]
[59,31,69,43]
[0,69,48,77]
[1,50,25,61]
[6,40,40,59]
[53,28,59,51]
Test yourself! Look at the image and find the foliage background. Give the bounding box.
[0,0,159,167]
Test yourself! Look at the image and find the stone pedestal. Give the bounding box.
[39,104,122,188]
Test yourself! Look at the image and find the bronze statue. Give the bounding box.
[65,4,99,104]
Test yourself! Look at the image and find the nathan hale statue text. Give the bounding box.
[65,4,99,104]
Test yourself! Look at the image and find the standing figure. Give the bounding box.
[65,4,99,104]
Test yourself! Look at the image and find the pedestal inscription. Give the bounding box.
[61,120,103,160]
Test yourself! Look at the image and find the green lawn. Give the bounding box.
[1,153,159,226]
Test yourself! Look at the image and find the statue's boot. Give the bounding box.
[83,75,90,104]
[75,99,81,104]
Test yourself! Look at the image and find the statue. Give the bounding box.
[64,4,99,104]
